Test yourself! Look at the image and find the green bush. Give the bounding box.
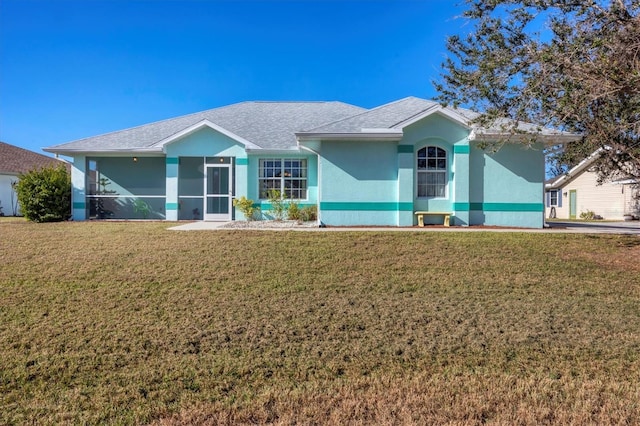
[287,201,301,221]
[233,196,260,221]
[579,210,596,220]
[266,189,287,220]
[15,165,71,222]
[300,205,318,222]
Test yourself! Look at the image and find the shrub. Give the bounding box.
[233,196,260,221]
[288,201,301,221]
[266,189,287,220]
[15,165,71,222]
[580,210,596,220]
[300,205,318,222]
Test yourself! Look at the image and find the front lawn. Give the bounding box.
[1,221,639,424]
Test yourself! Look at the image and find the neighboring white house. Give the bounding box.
[545,150,639,220]
[0,141,69,216]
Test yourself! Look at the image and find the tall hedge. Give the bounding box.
[15,165,71,222]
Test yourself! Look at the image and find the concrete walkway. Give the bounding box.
[169,220,640,235]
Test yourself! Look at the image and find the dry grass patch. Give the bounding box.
[1,221,639,424]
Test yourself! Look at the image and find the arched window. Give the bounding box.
[417,146,447,198]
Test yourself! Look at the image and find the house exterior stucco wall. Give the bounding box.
[0,174,20,216]
[319,140,402,226]
[403,114,470,225]
[468,143,545,228]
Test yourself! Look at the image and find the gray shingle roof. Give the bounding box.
[0,141,68,175]
[46,101,367,153]
[304,97,441,133]
[45,97,580,154]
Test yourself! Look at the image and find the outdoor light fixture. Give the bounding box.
[133,157,138,162]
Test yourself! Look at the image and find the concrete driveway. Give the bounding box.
[545,220,640,235]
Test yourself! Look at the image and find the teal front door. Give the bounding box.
[569,190,577,219]
[204,165,232,221]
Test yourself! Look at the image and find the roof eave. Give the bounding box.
[43,147,165,156]
[545,147,606,188]
[245,147,300,154]
[469,131,582,146]
[296,131,403,142]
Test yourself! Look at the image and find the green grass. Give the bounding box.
[1,221,639,425]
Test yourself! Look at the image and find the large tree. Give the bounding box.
[436,0,640,180]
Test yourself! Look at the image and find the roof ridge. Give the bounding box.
[390,103,441,128]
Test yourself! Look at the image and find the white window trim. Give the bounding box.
[258,158,309,201]
[416,146,449,199]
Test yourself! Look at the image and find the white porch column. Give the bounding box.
[71,155,87,221]
[166,157,179,221]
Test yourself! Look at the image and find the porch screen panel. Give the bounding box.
[179,157,204,196]
[178,157,204,220]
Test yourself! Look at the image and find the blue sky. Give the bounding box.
[0,0,464,155]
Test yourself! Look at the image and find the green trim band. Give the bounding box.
[397,145,414,153]
[166,202,179,210]
[73,202,86,209]
[166,157,179,165]
[320,202,413,211]
[235,158,248,165]
[453,202,544,212]
[453,145,470,154]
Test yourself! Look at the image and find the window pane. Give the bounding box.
[417,159,426,169]
[427,159,436,170]
[428,146,436,157]
[425,173,435,184]
[418,147,426,158]
[258,158,307,199]
[437,159,446,169]
[436,147,446,157]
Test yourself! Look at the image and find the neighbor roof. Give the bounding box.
[45,101,367,154]
[545,147,639,189]
[0,141,68,175]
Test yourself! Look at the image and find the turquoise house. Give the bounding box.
[45,97,578,228]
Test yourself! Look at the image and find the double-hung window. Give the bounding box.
[417,146,447,198]
[259,159,307,199]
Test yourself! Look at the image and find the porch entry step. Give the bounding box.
[414,211,451,227]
